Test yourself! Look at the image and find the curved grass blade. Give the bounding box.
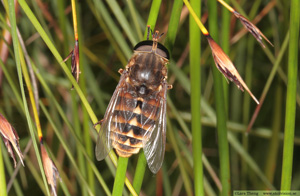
[7,0,51,194]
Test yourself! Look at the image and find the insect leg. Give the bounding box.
[93,119,104,128]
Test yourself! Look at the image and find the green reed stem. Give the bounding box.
[69,3,89,195]
[145,0,162,38]
[77,3,96,193]
[221,0,230,108]
[112,157,129,196]
[164,0,182,52]
[281,0,300,190]
[0,143,7,196]
[131,150,147,195]
[208,0,231,195]
[189,0,204,195]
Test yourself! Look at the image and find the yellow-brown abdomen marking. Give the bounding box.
[111,95,161,156]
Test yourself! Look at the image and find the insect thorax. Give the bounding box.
[126,52,168,97]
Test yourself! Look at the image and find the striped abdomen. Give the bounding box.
[110,91,160,157]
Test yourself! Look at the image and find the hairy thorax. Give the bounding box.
[126,52,168,97]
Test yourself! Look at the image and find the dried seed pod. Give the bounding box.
[206,35,259,104]
[63,40,80,88]
[233,11,273,48]
[41,142,61,196]
[0,113,24,167]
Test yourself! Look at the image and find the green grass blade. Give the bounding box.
[0,59,24,110]
[164,0,183,52]
[105,0,138,45]
[92,0,131,59]
[25,158,47,195]
[131,151,147,195]
[189,0,204,195]
[145,0,162,36]
[77,3,95,193]
[127,0,143,40]
[112,157,129,196]
[0,143,7,196]
[281,0,300,190]
[221,0,230,107]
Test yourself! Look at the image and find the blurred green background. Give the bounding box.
[0,0,299,195]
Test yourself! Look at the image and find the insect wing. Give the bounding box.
[95,74,125,161]
[95,118,113,161]
[143,82,167,174]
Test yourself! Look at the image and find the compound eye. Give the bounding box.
[156,43,169,59]
[134,44,152,52]
[134,40,153,52]
[133,40,170,59]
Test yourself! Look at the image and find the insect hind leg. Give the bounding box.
[93,119,104,128]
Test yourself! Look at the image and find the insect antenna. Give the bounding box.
[152,30,159,51]
[158,32,165,39]
[146,25,151,40]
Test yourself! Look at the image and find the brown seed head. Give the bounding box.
[233,11,273,48]
[71,40,80,84]
[206,35,259,104]
[41,143,61,196]
[0,113,24,167]
[63,40,80,89]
